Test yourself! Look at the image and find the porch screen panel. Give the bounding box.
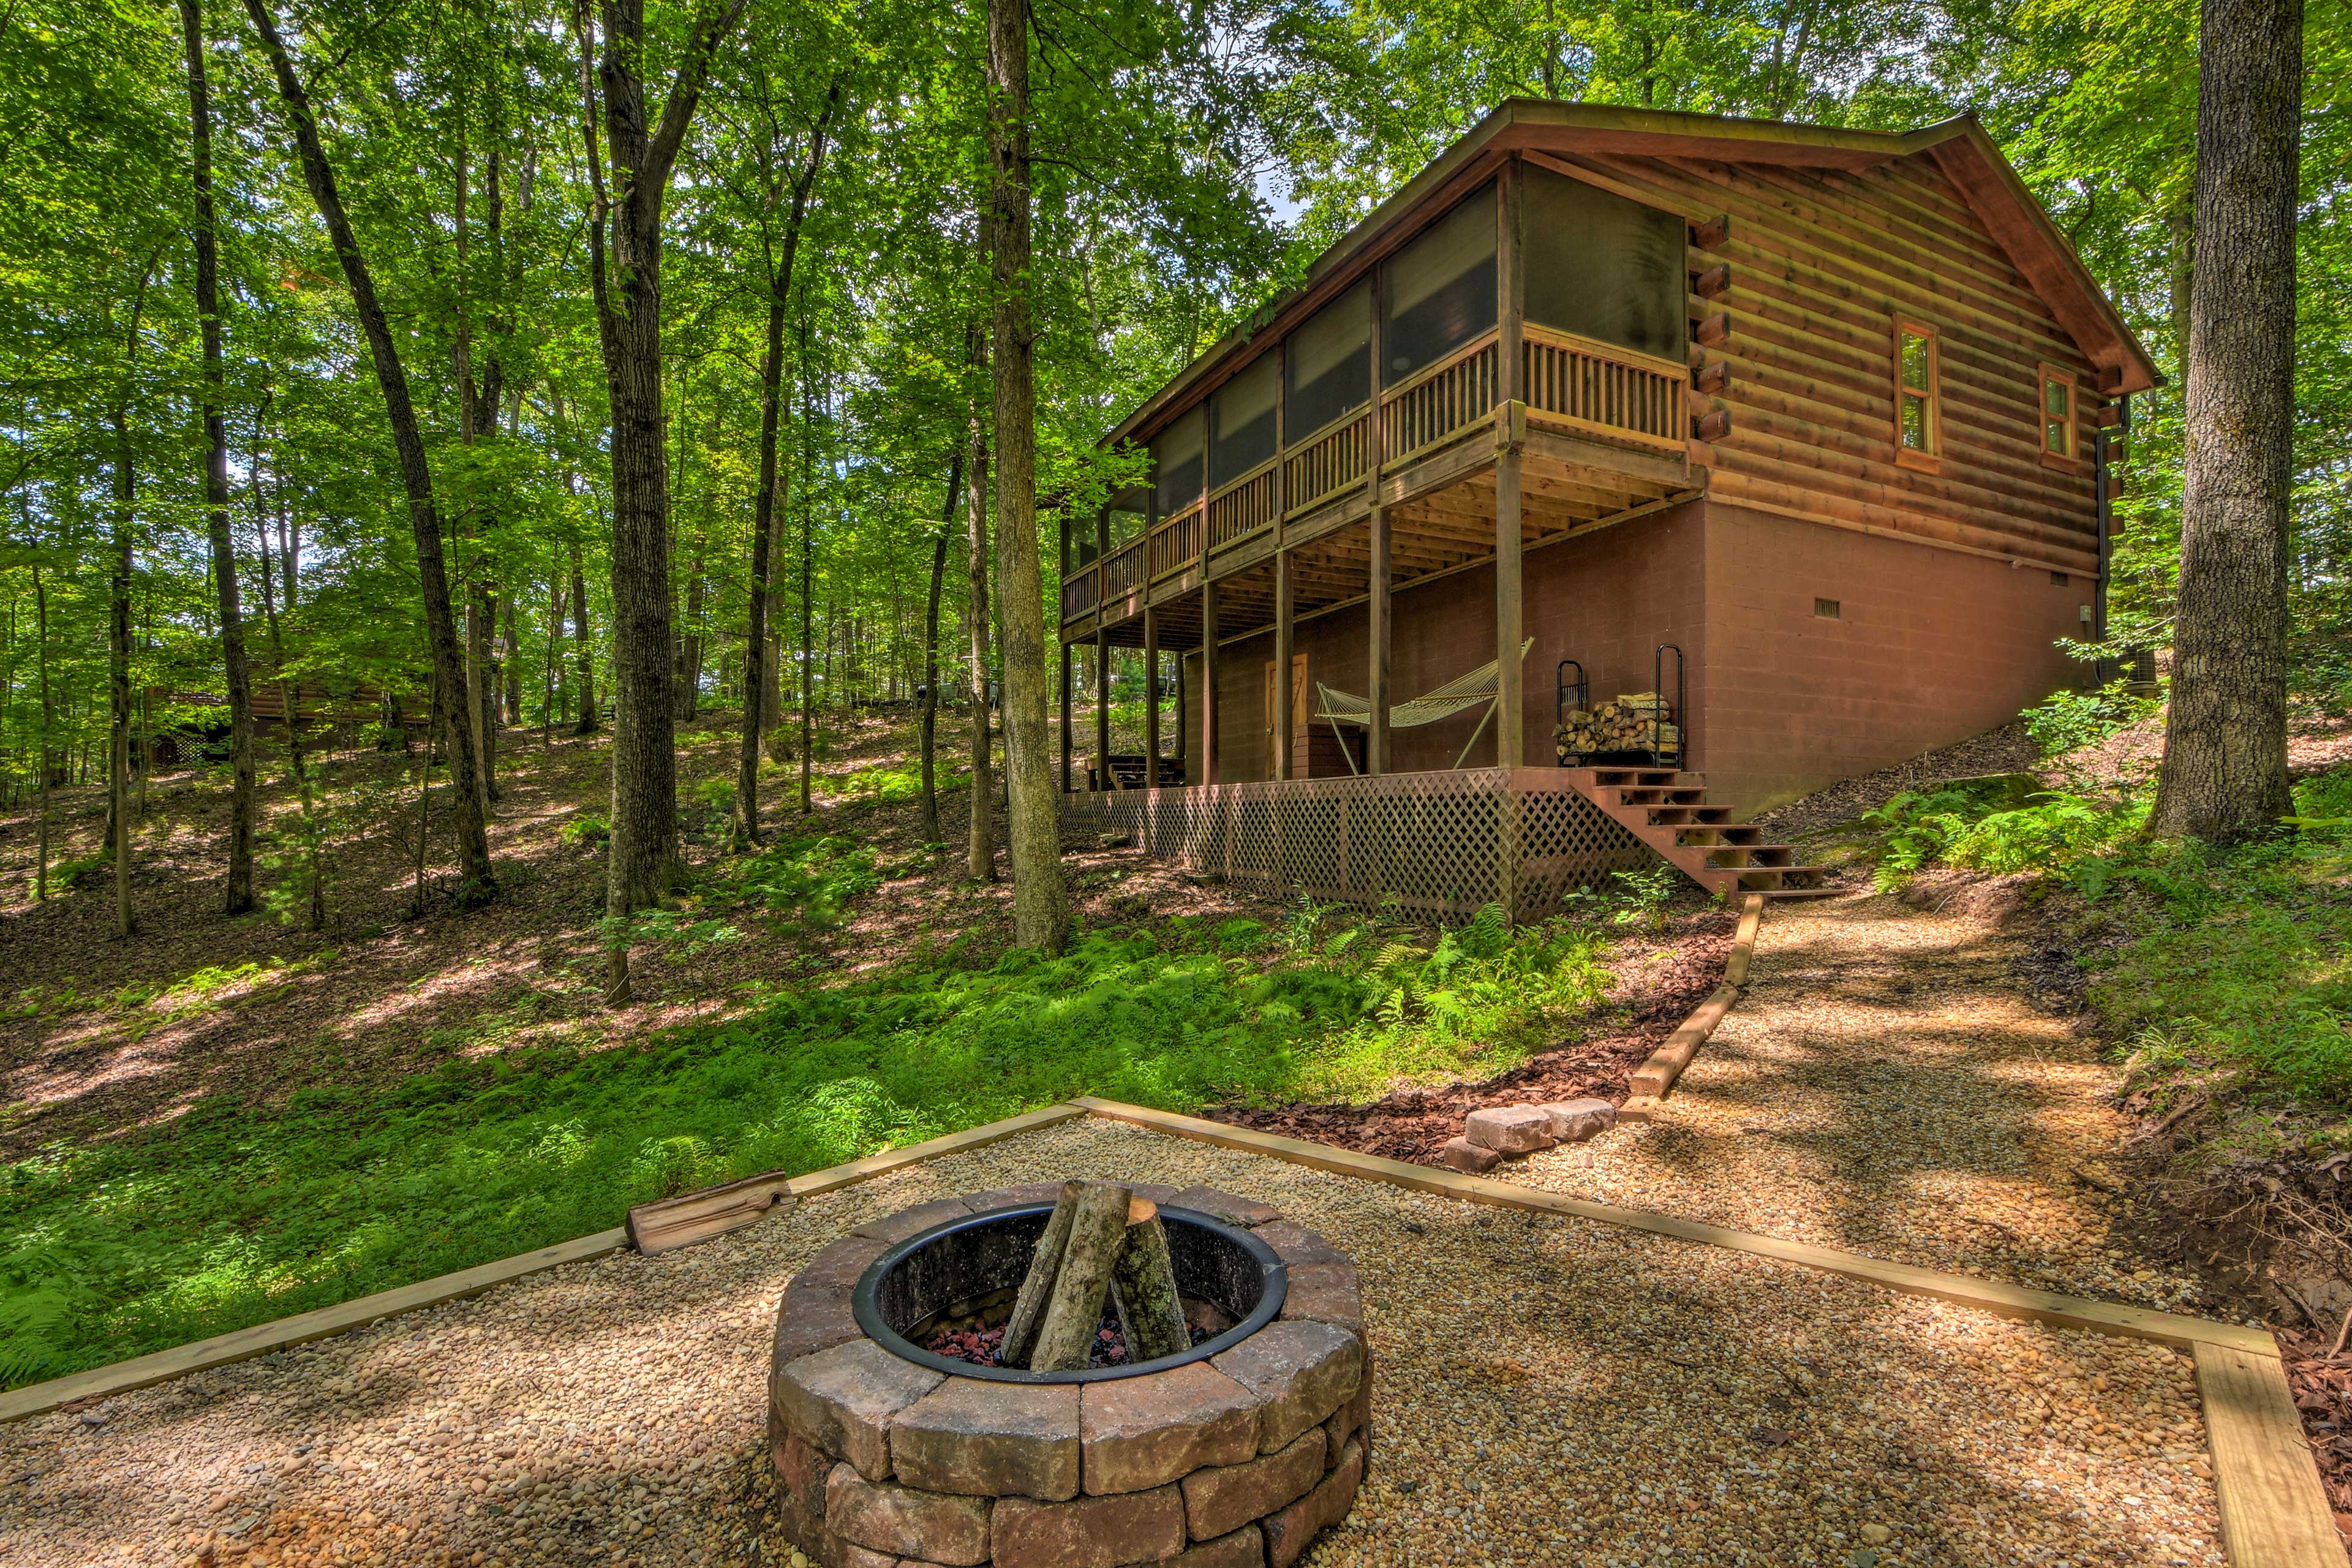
[1523,168,1685,361]
[1150,406,1206,519]
[1106,484,1148,547]
[1284,279,1370,439]
[1381,184,1497,386]
[1210,352,1280,488]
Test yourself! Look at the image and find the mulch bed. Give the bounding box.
[1205,907,1736,1166]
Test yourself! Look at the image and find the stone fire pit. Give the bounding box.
[769,1182,1368,1568]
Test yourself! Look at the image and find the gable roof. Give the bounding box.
[1106,100,2160,450]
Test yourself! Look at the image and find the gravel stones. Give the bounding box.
[1462,1106,1556,1154]
[770,1184,1365,1568]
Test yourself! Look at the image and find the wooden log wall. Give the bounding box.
[1546,148,2104,576]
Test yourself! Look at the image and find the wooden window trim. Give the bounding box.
[2037,361,2081,470]
[1893,318,1941,474]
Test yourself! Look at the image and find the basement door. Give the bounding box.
[1263,654,1308,780]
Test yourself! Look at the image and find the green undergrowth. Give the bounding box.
[0,878,1631,1389]
[1864,740,2352,1110]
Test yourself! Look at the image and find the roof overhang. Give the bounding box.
[1103,102,2159,452]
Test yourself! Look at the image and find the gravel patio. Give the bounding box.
[5,1113,2223,1568]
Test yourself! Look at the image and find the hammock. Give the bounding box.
[1312,639,1534,774]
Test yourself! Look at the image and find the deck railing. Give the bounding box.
[1381,333,1499,469]
[1523,327,1685,452]
[1283,410,1370,514]
[1150,504,1204,581]
[1063,325,1691,628]
[1101,534,1147,601]
[1206,462,1278,553]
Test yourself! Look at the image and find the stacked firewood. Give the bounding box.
[1555,692,1679,760]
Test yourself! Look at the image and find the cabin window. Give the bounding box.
[1284,279,1371,441]
[1210,352,1280,490]
[2038,364,2078,464]
[1106,484,1148,550]
[1150,406,1205,519]
[1523,167,1686,361]
[1381,186,1497,386]
[1894,321,1939,468]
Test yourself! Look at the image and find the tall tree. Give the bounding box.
[575,0,750,1000]
[243,0,497,899]
[918,450,961,848]
[963,377,994,881]
[730,75,837,848]
[2149,0,2304,840]
[984,0,1065,948]
[181,0,258,917]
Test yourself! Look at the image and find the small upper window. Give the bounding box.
[2038,364,2078,464]
[1894,321,1939,469]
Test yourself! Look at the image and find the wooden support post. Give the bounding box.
[1200,581,1220,785]
[1058,640,1072,794]
[1494,159,1526,775]
[1367,508,1391,775]
[1143,607,1160,789]
[1365,246,1390,777]
[1272,550,1292,781]
[1094,626,1110,791]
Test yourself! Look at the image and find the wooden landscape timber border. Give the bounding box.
[2,1095,2333,1564]
[1621,891,1765,1118]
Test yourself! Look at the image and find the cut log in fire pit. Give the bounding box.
[769,1181,1369,1568]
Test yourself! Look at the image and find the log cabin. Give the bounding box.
[1057,102,2160,919]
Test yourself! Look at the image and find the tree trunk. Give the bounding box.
[544,574,562,745]
[109,407,136,938]
[34,567,50,902]
[799,368,817,812]
[570,541,599,734]
[1028,1181,1132,1373]
[919,454,960,848]
[2149,0,2301,842]
[503,589,523,726]
[578,0,747,1001]
[965,355,995,881]
[251,479,324,932]
[184,0,258,915]
[986,0,1067,949]
[737,287,789,847]
[244,0,494,899]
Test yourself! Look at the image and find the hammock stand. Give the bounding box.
[1311,640,1534,775]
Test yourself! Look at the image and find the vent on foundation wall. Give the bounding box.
[2051,571,2069,585]
[1814,598,1841,620]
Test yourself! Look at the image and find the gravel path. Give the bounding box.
[4,1116,2221,1567]
[1510,889,2214,1314]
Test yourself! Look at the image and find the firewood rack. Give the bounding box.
[1553,644,1685,768]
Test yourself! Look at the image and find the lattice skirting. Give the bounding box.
[1061,769,1658,922]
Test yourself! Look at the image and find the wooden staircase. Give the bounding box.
[1560,767,1836,900]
